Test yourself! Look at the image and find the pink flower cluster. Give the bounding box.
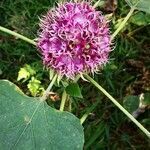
[37,2,111,79]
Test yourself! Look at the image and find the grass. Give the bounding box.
[0,0,150,149]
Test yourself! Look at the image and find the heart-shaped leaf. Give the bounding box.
[125,0,150,14]
[0,80,84,149]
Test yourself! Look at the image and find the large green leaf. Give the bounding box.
[125,0,150,14]
[0,80,84,149]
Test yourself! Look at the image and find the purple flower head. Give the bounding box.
[37,2,111,79]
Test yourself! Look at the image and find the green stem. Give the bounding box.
[84,74,150,138]
[60,90,67,111]
[41,74,57,101]
[68,97,72,112]
[111,7,135,40]
[0,26,36,45]
[80,100,100,124]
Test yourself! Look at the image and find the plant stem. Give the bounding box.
[60,90,67,111]
[111,7,135,41]
[0,26,36,45]
[80,100,100,124]
[41,74,57,101]
[84,74,150,138]
[68,97,72,112]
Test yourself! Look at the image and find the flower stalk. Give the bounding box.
[0,26,36,45]
[84,74,150,138]
[41,74,57,101]
[60,90,67,111]
[111,7,135,40]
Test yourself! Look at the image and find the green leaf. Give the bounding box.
[142,118,150,126]
[125,0,150,14]
[130,12,150,25]
[27,77,43,96]
[66,83,83,98]
[0,80,84,150]
[17,67,30,81]
[61,80,69,88]
[17,64,36,81]
[143,93,150,105]
[25,64,36,75]
[123,95,139,113]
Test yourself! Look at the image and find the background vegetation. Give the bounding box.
[0,0,150,149]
